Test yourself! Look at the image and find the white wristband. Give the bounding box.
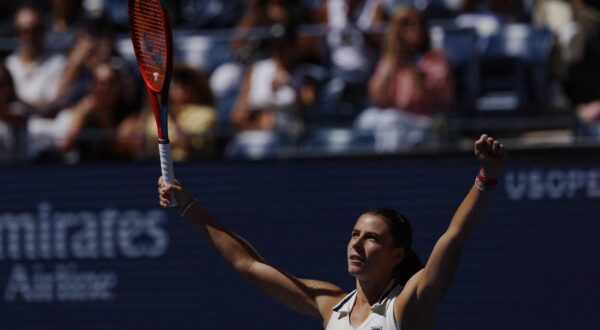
[474,177,492,192]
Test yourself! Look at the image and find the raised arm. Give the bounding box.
[158,179,345,324]
[399,134,507,318]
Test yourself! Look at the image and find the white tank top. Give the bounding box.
[325,281,403,330]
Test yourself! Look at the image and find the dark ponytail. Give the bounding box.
[395,248,423,285]
[363,208,424,285]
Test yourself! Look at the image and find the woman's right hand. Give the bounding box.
[158,176,194,213]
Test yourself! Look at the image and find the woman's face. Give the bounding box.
[92,64,120,107]
[347,214,403,281]
[395,15,423,52]
[15,8,45,53]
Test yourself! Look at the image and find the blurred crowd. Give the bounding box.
[0,0,599,163]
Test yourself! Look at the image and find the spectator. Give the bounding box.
[229,0,310,62]
[117,64,217,161]
[313,0,387,119]
[208,0,274,131]
[5,4,67,113]
[227,22,309,158]
[58,16,142,115]
[210,0,312,109]
[46,0,84,51]
[563,0,600,137]
[0,63,25,162]
[315,0,385,82]
[54,62,135,162]
[532,0,586,111]
[355,5,454,151]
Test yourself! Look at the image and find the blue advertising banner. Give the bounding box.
[0,152,598,329]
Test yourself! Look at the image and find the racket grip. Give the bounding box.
[158,141,178,208]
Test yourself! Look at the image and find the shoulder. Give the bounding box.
[300,278,347,324]
[301,278,347,303]
[5,53,17,65]
[5,54,22,72]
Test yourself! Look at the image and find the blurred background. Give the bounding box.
[0,1,599,329]
[0,0,598,162]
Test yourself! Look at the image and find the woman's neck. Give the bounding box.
[354,275,394,306]
[19,48,43,64]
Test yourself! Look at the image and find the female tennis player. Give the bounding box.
[158,133,507,329]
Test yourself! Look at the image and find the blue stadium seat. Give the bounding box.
[431,25,479,114]
[306,77,368,126]
[475,24,553,113]
[214,86,239,136]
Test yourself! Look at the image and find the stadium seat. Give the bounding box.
[214,86,239,136]
[475,24,554,113]
[430,25,479,114]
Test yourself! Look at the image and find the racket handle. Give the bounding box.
[158,141,178,208]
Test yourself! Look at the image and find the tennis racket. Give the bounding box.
[128,0,177,206]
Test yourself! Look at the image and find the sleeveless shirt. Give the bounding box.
[325,281,403,330]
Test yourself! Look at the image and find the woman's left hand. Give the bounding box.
[474,134,508,179]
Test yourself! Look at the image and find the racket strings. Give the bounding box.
[130,0,168,91]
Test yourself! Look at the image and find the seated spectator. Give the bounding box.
[563,1,600,137]
[0,63,25,162]
[314,0,385,83]
[55,63,135,162]
[59,16,142,114]
[210,0,312,119]
[576,100,600,137]
[355,5,454,151]
[313,0,387,118]
[228,22,310,157]
[208,0,274,130]
[532,0,586,111]
[117,64,217,161]
[46,0,84,52]
[5,4,67,114]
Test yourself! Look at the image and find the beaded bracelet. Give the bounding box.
[474,172,498,192]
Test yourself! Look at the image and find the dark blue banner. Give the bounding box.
[0,152,598,329]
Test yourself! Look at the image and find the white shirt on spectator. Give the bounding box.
[326,0,380,81]
[5,53,66,106]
